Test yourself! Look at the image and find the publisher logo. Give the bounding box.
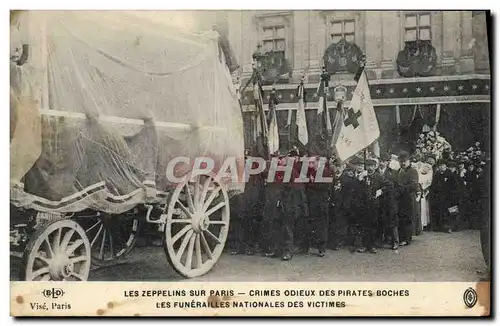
[42,288,65,299]
[463,287,477,308]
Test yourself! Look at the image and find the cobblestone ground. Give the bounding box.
[10,229,486,282]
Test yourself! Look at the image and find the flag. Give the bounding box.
[316,80,325,115]
[267,93,280,155]
[296,82,308,146]
[334,70,380,162]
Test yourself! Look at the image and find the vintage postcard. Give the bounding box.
[9,9,491,317]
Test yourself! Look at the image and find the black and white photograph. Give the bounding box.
[9,8,492,317]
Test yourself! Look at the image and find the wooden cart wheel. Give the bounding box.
[22,218,91,281]
[77,214,140,267]
[164,173,230,278]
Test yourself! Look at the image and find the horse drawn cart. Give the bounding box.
[10,11,244,280]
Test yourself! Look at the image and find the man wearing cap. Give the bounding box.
[396,151,420,246]
[377,153,399,249]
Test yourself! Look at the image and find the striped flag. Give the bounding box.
[316,80,325,115]
[296,82,309,146]
[267,92,280,155]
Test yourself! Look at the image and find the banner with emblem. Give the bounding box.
[334,70,380,161]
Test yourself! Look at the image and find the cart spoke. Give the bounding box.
[99,229,107,260]
[193,175,201,208]
[32,267,50,280]
[204,229,222,245]
[176,200,193,219]
[90,224,104,247]
[70,272,85,281]
[200,233,213,259]
[176,230,194,260]
[70,256,88,264]
[205,202,226,217]
[199,177,211,209]
[109,231,115,258]
[60,228,75,251]
[85,220,101,233]
[208,220,228,226]
[40,274,51,281]
[202,186,221,212]
[171,225,192,244]
[170,219,192,224]
[66,239,84,256]
[34,254,50,265]
[184,183,195,213]
[195,234,203,268]
[43,235,55,258]
[185,233,196,270]
[53,228,62,252]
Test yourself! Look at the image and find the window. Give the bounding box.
[330,19,355,43]
[404,12,431,41]
[262,26,286,55]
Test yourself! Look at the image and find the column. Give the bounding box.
[240,11,254,77]
[364,11,382,72]
[381,11,400,77]
[442,11,460,70]
[292,11,309,80]
[227,11,243,72]
[459,11,474,73]
[308,11,322,70]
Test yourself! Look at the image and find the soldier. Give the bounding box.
[301,156,331,257]
[328,159,348,251]
[396,151,420,246]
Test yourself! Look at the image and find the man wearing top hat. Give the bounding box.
[429,160,457,233]
[396,151,420,246]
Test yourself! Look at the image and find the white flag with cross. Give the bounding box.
[333,71,380,162]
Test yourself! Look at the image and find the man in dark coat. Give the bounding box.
[230,148,265,255]
[429,160,458,233]
[396,151,420,246]
[361,158,383,254]
[376,153,399,249]
[280,152,307,260]
[301,156,331,257]
[345,157,371,253]
[328,159,348,250]
[260,153,287,259]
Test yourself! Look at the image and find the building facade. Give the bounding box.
[221,10,491,155]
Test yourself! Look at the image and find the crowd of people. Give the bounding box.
[229,145,490,262]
